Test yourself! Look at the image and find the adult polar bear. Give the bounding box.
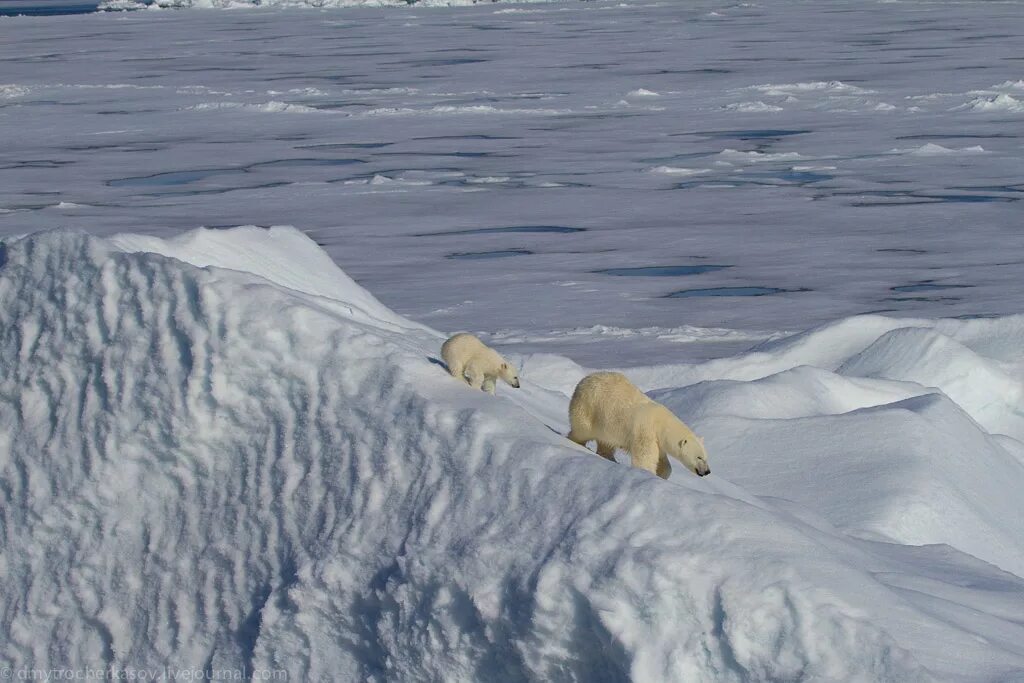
[442,333,521,394]
[569,372,710,479]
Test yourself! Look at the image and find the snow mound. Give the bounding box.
[717,149,805,163]
[838,326,1024,441]
[643,315,1024,577]
[2,230,1024,680]
[723,101,784,113]
[889,143,987,156]
[648,166,711,176]
[627,88,661,98]
[954,93,1024,113]
[749,81,874,96]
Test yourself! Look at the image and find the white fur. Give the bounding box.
[568,371,709,479]
[441,333,521,394]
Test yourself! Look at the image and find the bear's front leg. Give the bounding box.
[630,439,660,477]
[465,366,485,391]
[481,377,497,394]
[655,454,671,480]
[447,361,465,381]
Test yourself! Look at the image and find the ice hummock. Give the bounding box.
[1,227,1023,680]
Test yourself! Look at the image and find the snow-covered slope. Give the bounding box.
[2,228,1024,681]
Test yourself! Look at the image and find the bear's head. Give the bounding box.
[672,435,710,477]
[499,361,521,388]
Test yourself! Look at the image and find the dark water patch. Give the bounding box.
[959,33,1018,40]
[68,144,163,154]
[320,51,396,58]
[642,68,733,75]
[596,265,731,277]
[743,170,834,185]
[413,134,520,142]
[391,58,490,68]
[781,170,833,184]
[883,296,963,303]
[561,63,619,71]
[98,109,162,115]
[175,66,260,73]
[896,133,1017,140]
[674,129,810,140]
[418,225,585,237]
[918,194,1015,204]
[641,152,713,165]
[299,142,392,150]
[429,47,493,54]
[110,168,246,187]
[672,178,811,190]
[0,242,6,270]
[667,286,808,298]
[111,158,363,187]
[0,3,99,16]
[843,189,1018,206]
[891,281,972,293]
[0,160,74,170]
[0,99,61,107]
[947,184,1024,194]
[847,39,892,47]
[142,181,292,197]
[952,313,1001,319]
[852,199,943,207]
[447,249,532,260]
[877,248,927,254]
[305,102,379,112]
[3,55,62,64]
[249,158,364,170]
[374,151,510,159]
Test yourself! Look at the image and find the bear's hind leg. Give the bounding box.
[567,428,591,449]
[595,442,617,462]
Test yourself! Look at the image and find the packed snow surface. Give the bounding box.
[2,227,1024,681]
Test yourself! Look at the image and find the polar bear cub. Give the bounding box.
[442,333,521,394]
[568,371,709,479]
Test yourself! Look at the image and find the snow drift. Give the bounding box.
[2,228,1024,681]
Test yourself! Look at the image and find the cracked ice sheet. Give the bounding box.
[1,0,1023,366]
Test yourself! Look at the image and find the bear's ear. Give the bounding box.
[680,439,687,447]
[501,362,508,370]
